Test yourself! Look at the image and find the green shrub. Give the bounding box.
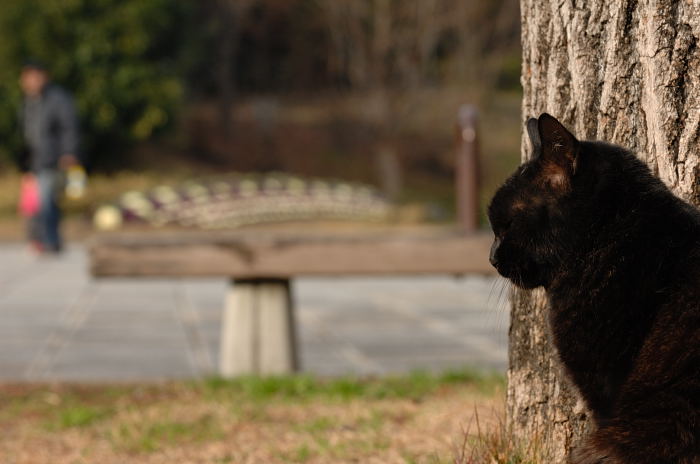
[0,0,196,169]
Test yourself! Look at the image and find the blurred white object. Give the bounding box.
[94,205,122,230]
[65,165,87,199]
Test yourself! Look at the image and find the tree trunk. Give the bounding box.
[216,0,236,134]
[510,1,700,461]
[216,0,254,136]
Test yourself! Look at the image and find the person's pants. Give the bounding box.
[33,170,62,251]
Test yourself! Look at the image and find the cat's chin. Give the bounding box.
[500,272,546,290]
[493,260,549,289]
[510,279,544,290]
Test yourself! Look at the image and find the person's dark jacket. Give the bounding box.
[18,83,79,173]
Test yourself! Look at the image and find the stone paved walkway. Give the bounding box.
[0,243,509,382]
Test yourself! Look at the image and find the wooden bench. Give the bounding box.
[89,228,493,377]
[90,227,495,377]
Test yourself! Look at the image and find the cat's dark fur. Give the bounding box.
[488,114,700,464]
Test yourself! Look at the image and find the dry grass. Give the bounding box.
[0,371,507,464]
[454,411,549,464]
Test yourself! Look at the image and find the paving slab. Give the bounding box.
[0,242,509,382]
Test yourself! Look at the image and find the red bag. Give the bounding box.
[18,175,40,217]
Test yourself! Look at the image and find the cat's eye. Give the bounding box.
[494,219,512,238]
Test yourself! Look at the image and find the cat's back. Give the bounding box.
[607,147,700,280]
[623,186,700,390]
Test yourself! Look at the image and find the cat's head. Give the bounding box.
[487,113,581,289]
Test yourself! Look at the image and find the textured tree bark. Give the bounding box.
[510,1,700,462]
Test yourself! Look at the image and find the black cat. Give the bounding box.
[488,114,699,464]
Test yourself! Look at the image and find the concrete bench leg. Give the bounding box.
[219,278,298,377]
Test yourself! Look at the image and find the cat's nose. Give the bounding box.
[489,237,501,268]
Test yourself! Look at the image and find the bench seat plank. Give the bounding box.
[89,229,495,277]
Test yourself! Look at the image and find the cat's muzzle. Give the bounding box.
[489,237,501,269]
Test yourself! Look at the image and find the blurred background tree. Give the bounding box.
[316,0,519,198]
[0,0,520,218]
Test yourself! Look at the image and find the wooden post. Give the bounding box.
[455,104,481,233]
[219,278,297,376]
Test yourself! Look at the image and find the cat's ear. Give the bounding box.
[526,117,541,155]
[537,113,579,189]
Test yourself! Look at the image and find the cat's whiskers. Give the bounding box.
[487,277,501,305]
[487,277,511,333]
[497,279,512,324]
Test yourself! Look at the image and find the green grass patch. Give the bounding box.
[198,367,504,403]
[298,416,335,434]
[113,413,222,453]
[47,404,112,430]
[282,443,315,463]
[0,389,115,429]
[355,409,385,432]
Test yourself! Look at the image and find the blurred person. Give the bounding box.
[16,60,81,254]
